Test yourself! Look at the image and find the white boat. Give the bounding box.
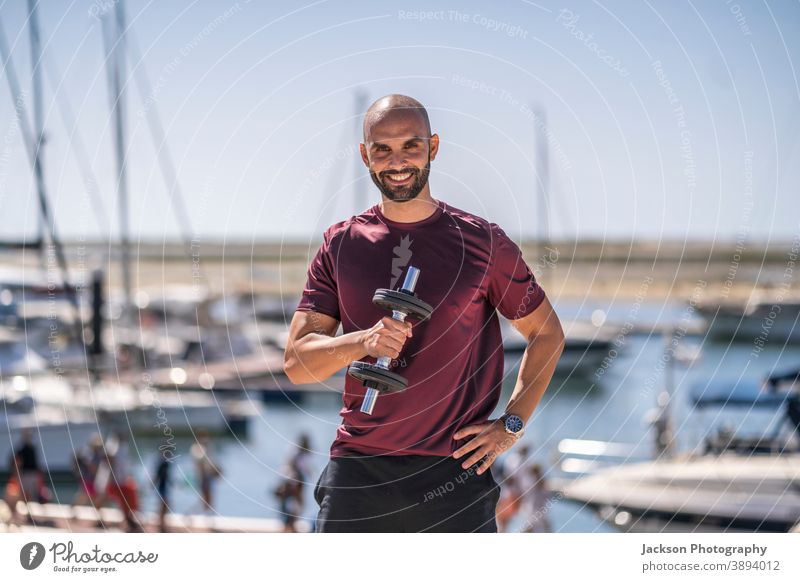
[560,369,800,532]
[697,292,800,344]
[562,452,800,532]
[0,328,228,435]
[16,375,229,436]
[0,400,97,475]
[0,328,49,375]
[502,318,617,374]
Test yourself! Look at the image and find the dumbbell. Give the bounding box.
[348,266,433,415]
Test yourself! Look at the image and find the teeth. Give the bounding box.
[387,172,412,182]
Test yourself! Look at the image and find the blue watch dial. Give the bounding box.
[504,414,524,434]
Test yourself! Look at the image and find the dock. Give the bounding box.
[116,351,345,402]
[0,501,312,533]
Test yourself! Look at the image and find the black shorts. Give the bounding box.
[313,454,501,532]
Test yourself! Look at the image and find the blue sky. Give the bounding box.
[0,0,798,244]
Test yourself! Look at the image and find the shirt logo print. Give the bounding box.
[389,234,413,289]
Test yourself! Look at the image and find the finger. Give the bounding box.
[453,424,488,440]
[382,338,409,355]
[376,344,401,359]
[475,454,496,475]
[380,317,405,332]
[375,328,410,345]
[378,336,405,355]
[381,317,413,337]
[460,448,489,470]
[378,335,407,349]
[366,335,387,354]
[452,436,484,459]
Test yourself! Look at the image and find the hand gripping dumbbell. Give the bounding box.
[348,266,433,415]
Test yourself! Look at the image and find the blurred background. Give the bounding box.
[0,0,798,533]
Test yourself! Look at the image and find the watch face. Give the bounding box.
[505,415,524,433]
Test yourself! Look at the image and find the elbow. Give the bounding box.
[553,320,566,354]
[283,360,307,385]
[283,362,299,385]
[283,349,303,385]
[283,345,327,385]
[554,318,566,343]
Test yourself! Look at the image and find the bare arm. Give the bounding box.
[283,310,412,385]
[452,295,565,474]
[504,294,565,423]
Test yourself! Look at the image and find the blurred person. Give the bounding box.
[105,431,142,532]
[70,448,96,507]
[71,433,106,509]
[14,429,41,506]
[273,465,303,533]
[645,390,674,458]
[90,433,112,509]
[4,451,22,523]
[154,441,175,532]
[495,443,531,532]
[520,463,554,533]
[190,430,221,515]
[272,434,313,532]
[4,431,50,524]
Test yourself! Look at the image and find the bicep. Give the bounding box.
[287,310,340,344]
[507,295,563,342]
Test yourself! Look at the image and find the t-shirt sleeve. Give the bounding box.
[486,223,546,320]
[296,228,340,320]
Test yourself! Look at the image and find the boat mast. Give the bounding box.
[0,2,83,341]
[534,104,550,287]
[28,0,47,255]
[353,89,368,214]
[104,1,134,328]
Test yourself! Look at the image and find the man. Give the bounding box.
[284,94,565,532]
[190,430,220,516]
[14,429,41,504]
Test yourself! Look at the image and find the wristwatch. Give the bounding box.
[501,413,525,438]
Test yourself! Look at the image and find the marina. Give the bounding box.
[0,0,797,543]
[3,295,797,533]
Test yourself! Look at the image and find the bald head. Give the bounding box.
[363,94,431,143]
[359,94,439,203]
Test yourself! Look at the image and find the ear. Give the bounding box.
[360,143,370,167]
[428,133,440,161]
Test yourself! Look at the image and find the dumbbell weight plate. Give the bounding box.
[372,289,433,321]
[348,361,408,393]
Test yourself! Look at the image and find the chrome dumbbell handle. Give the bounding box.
[361,267,420,414]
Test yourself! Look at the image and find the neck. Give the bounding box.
[379,187,438,223]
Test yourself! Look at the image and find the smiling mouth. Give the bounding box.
[384,171,414,185]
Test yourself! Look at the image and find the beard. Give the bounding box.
[369,158,431,203]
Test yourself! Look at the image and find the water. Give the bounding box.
[48,300,797,532]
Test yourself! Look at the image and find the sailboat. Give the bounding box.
[0,1,237,440]
[501,105,616,375]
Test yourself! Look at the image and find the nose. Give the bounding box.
[387,149,408,170]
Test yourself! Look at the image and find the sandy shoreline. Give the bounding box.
[2,238,796,304]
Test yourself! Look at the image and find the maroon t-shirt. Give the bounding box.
[296,198,546,458]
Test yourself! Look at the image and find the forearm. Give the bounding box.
[504,331,565,423]
[284,329,368,384]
